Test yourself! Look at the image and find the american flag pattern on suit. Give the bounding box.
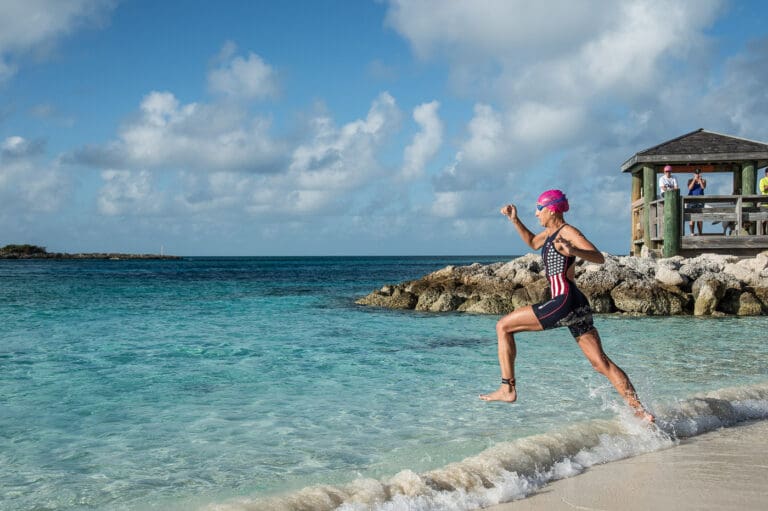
[542,232,575,297]
[533,225,595,338]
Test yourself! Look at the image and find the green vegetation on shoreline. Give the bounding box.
[0,244,181,260]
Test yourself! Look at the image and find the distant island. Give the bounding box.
[0,244,182,260]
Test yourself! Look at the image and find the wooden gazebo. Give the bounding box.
[622,129,768,257]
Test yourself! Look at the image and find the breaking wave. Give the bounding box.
[205,381,768,511]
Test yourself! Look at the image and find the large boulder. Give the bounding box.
[429,292,465,312]
[692,273,727,316]
[736,291,763,316]
[655,260,688,287]
[610,279,689,315]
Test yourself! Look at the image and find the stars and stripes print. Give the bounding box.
[543,232,575,298]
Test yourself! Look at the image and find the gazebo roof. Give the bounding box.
[621,128,768,172]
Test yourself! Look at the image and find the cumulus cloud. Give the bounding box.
[0,0,115,83]
[385,0,610,61]
[401,100,442,180]
[98,169,164,216]
[461,104,503,166]
[387,0,724,223]
[0,136,69,212]
[208,42,279,100]
[289,92,401,191]
[67,91,285,172]
[1,136,45,158]
[163,92,403,219]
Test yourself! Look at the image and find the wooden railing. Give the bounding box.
[632,194,768,255]
[681,195,768,235]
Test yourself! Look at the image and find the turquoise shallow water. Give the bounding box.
[1,257,767,511]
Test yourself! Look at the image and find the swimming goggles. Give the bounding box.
[536,197,565,211]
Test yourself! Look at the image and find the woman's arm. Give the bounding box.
[500,204,546,250]
[554,225,605,264]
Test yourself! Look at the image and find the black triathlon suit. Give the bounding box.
[532,225,595,338]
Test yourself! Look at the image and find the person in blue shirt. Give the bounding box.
[687,168,706,235]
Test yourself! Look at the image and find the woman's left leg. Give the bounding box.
[479,305,542,402]
[576,328,654,420]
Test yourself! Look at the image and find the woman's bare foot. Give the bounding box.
[479,384,517,402]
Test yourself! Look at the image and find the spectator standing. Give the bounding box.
[658,164,678,197]
[687,168,706,235]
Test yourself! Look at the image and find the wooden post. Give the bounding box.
[631,172,642,254]
[742,161,757,195]
[742,161,758,234]
[732,164,742,195]
[642,165,655,250]
[663,188,681,257]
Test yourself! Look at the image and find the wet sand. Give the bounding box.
[487,420,768,511]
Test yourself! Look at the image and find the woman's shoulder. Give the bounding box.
[559,223,583,237]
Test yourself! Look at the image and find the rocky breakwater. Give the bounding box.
[356,252,768,316]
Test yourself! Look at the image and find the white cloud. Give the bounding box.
[0,136,69,212]
[289,92,401,191]
[152,93,402,219]
[69,91,285,172]
[98,170,164,216]
[401,100,442,180]
[385,0,611,61]
[2,136,45,158]
[0,0,115,83]
[208,42,279,100]
[461,103,503,165]
[68,88,404,223]
[387,0,723,203]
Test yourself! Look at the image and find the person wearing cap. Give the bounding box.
[687,168,706,235]
[480,189,654,422]
[658,165,678,197]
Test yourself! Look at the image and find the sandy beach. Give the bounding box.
[487,420,768,511]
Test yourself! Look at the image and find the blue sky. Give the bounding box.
[2,0,768,256]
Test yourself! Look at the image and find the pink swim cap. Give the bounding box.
[537,189,570,213]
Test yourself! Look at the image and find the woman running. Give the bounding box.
[479,189,653,421]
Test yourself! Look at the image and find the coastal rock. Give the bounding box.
[751,287,768,311]
[737,291,763,316]
[355,251,768,317]
[692,273,727,316]
[610,280,688,315]
[429,292,465,312]
[460,295,510,315]
[414,288,442,311]
[655,264,687,287]
[357,286,417,309]
[723,255,768,287]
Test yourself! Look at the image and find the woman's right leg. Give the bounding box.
[479,305,542,402]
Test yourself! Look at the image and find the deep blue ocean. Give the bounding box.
[2,256,767,511]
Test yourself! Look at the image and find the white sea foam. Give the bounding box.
[204,381,768,511]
